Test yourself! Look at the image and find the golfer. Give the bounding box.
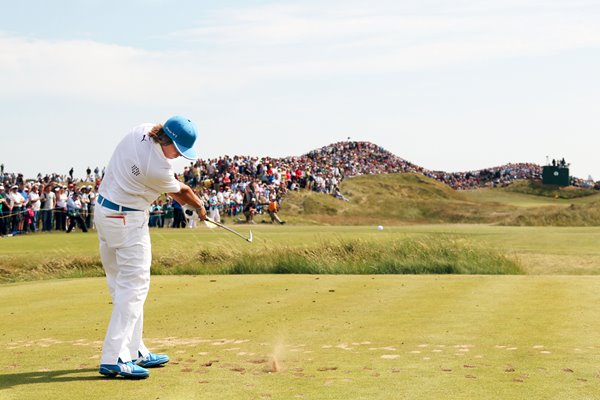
[95,116,207,379]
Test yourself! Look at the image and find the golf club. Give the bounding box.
[205,216,253,243]
[185,208,252,243]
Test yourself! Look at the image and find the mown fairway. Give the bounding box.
[2,275,600,400]
[2,224,600,399]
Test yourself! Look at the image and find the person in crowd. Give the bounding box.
[24,203,35,232]
[8,185,25,234]
[162,198,174,228]
[149,200,164,228]
[234,188,244,216]
[66,192,88,233]
[87,186,97,229]
[79,186,90,227]
[267,195,285,225]
[0,185,10,236]
[41,184,56,232]
[208,189,220,223]
[172,198,186,228]
[29,184,41,232]
[55,186,68,231]
[243,190,257,224]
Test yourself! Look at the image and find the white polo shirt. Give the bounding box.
[99,124,181,210]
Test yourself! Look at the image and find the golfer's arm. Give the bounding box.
[168,182,206,213]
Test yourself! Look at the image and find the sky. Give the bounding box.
[1,0,599,180]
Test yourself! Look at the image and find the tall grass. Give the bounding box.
[0,235,521,282]
[153,236,522,275]
[504,179,596,199]
[0,255,104,283]
[504,202,600,226]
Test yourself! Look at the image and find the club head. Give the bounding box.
[247,230,253,243]
[204,220,217,229]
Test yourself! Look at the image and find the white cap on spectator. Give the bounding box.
[0,185,4,190]
[11,185,18,190]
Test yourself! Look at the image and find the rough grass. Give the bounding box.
[154,236,522,276]
[5,224,600,282]
[504,179,597,199]
[502,202,600,227]
[281,173,600,226]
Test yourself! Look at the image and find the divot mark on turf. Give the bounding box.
[317,367,338,372]
[248,359,268,364]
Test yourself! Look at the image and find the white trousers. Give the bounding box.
[94,204,151,365]
[209,207,220,223]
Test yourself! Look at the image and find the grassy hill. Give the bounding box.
[279,174,600,226]
[502,179,597,199]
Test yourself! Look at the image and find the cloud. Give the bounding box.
[174,2,600,74]
[1,1,599,105]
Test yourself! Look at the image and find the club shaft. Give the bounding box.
[205,218,251,242]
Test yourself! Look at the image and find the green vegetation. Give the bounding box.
[503,201,600,227]
[223,236,521,275]
[283,174,600,226]
[3,175,600,399]
[4,224,600,282]
[3,275,600,400]
[503,179,597,199]
[0,228,521,282]
[283,173,505,225]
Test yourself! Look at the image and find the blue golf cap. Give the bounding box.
[163,115,198,160]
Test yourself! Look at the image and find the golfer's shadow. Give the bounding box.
[0,368,101,389]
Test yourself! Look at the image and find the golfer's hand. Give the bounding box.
[196,207,207,221]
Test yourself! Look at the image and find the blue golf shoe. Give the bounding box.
[135,351,170,368]
[99,359,149,379]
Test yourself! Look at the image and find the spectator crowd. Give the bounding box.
[1,142,597,236]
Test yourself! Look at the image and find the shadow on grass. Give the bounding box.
[0,368,103,390]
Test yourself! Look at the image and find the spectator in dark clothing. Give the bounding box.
[66,193,88,233]
[172,199,186,228]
